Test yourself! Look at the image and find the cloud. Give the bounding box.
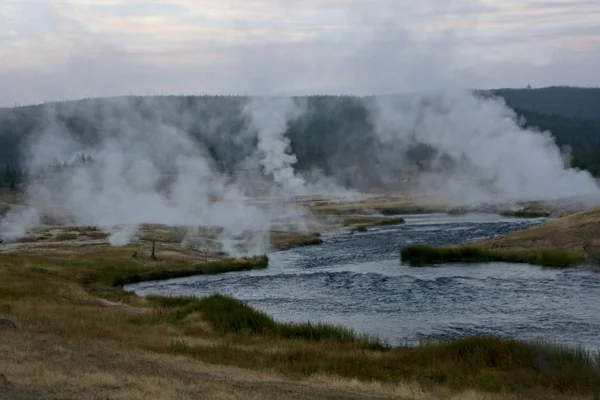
[0,0,599,104]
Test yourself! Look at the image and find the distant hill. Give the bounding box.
[514,108,600,150]
[488,86,600,120]
[487,87,600,175]
[1,88,600,183]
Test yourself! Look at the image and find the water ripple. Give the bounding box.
[128,214,600,349]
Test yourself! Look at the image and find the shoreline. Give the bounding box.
[1,247,598,399]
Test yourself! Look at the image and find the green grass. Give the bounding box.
[112,257,268,287]
[401,245,585,267]
[500,210,551,218]
[379,207,431,215]
[315,207,441,216]
[293,237,323,247]
[371,216,406,226]
[345,217,406,233]
[179,294,276,334]
[148,294,387,349]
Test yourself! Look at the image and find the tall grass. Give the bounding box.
[149,294,388,349]
[158,294,600,395]
[401,245,584,267]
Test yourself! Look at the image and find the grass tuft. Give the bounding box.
[401,245,584,267]
[182,295,276,334]
[277,322,388,349]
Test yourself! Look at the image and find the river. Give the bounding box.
[127,213,600,349]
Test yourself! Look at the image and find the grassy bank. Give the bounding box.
[343,216,406,232]
[401,245,585,267]
[269,231,323,250]
[1,245,598,398]
[500,210,551,218]
[315,206,442,216]
[473,206,600,254]
[311,199,449,216]
[113,257,268,287]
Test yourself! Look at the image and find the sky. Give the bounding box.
[1,0,599,106]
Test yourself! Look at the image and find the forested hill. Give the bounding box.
[486,87,600,174]
[488,86,600,119]
[0,87,600,183]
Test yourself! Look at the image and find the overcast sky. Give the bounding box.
[1,0,599,106]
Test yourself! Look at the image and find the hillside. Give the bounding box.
[489,86,600,119]
[1,88,600,183]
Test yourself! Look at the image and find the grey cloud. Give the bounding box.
[1,0,600,105]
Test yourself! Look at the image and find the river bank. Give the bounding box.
[2,191,600,398]
[1,244,598,399]
[401,206,600,267]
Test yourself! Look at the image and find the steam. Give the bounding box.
[1,92,599,250]
[242,96,363,200]
[243,97,306,193]
[367,92,600,204]
[0,206,40,243]
[4,97,316,254]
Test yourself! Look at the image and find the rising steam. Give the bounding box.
[243,97,307,193]
[367,91,600,204]
[1,91,599,251]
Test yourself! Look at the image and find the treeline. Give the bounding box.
[0,165,24,190]
[488,87,600,175]
[489,86,600,119]
[0,154,94,191]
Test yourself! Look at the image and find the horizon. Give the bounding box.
[2,85,599,109]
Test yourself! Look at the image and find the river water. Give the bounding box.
[127,213,600,349]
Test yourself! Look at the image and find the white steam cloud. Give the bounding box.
[2,90,599,250]
[1,97,318,254]
[368,92,600,204]
[243,97,307,193]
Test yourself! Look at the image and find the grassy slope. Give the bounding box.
[0,246,599,399]
[475,206,600,254]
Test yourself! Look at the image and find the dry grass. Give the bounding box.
[2,192,600,398]
[400,207,600,267]
[475,206,600,255]
[0,247,598,399]
[0,251,405,399]
[1,331,400,400]
[4,223,322,261]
